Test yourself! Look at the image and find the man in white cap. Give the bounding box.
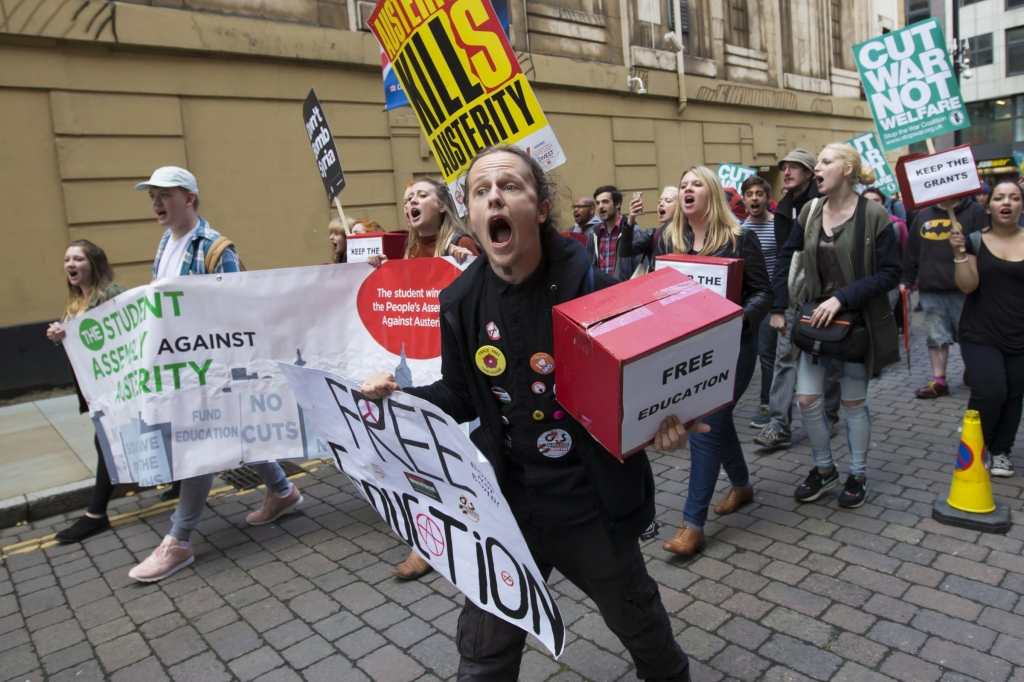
[127,167,303,583]
[754,149,840,450]
[139,166,241,278]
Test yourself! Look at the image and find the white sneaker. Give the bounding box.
[991,454,1015,478]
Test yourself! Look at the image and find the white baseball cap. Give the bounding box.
[135,166,199,195]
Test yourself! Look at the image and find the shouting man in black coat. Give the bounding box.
[361,146,701,681]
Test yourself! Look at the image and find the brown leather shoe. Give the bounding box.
[662,525,705,556]
[391,550,433,580]
[714,486,754,515]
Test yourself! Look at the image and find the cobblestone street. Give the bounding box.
[2,313,1024,682]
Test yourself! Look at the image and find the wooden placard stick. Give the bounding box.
[333,197,349,234]
[920,138,965,253]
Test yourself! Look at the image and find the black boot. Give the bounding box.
[160,481,181,501]
[55,515,110,544]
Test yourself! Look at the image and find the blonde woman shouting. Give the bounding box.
[770,143,901,509]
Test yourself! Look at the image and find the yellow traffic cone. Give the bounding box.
[933,409,1010,533]
[947,410,995,513]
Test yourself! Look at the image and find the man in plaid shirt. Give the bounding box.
[590,185,650,281]
[126,167,303,584]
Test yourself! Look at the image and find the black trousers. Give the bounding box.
[87,434,114,516]
[961,342,1024,455]
[455,515,689,681]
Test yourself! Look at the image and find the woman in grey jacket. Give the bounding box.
[770,143,901,509]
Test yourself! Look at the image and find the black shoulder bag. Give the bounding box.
[792,197,870,365]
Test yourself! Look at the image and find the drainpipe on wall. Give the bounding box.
[521,0,531,54]
[620,0,632,77]
[676,0,687,112]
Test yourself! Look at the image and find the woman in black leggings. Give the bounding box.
[950,179,1024,478]
[48,241,125,542]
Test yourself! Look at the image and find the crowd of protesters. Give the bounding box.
[40,140,1024,681]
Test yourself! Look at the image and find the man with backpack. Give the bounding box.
[126,167,303,583]
[754,149,841,449]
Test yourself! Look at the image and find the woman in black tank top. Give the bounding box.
[951,180,1024,478]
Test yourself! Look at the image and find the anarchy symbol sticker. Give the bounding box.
[416,514,445,557]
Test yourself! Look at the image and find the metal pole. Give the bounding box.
[952,0,962,146]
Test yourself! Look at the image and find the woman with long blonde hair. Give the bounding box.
[623,166,772,557]
[770,143,901,509]
[367,178,479,268]
[47,241,125,543]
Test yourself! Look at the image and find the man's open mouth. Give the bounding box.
[156,210,167,220]
[488,215,513,246]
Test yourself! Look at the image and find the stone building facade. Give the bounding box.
[0,0,898,392]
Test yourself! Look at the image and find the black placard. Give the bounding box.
[303,88,346,202]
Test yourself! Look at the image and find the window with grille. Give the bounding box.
[726,0,748,48]
[905,0,929,25]
[831,0,844,68]
[1009,26,1024,75]
[964,33,994,68]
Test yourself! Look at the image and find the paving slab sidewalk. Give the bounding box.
[1,313,1023,681]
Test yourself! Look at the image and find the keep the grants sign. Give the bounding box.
[367,0,565,213]
[279,367,566,657]
[896,144,982,210]
[854,19,970,151]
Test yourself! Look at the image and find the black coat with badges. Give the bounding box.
[404,234,656,550]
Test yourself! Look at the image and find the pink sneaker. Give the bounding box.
[128,536,194,582]
[246,484,303,525]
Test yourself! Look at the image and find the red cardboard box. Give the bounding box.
[655,254,744,304]
[348,232,408,262]
[553,268,743,460]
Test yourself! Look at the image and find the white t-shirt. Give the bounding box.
[156,223,200,280]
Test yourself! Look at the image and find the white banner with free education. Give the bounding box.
[61,259,469,485]
[279,366,566,657]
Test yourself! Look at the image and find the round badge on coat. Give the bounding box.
[530,352,555,375]
[538,429,573,458]
[531,381,546,395]
[475,345,506,376]
[491,387,512,404]
[532,410,544,421]
[485,321,501,341]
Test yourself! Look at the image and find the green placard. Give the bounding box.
[847,131,900,196]
[853,18,970,151]
[717,163,757,191]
